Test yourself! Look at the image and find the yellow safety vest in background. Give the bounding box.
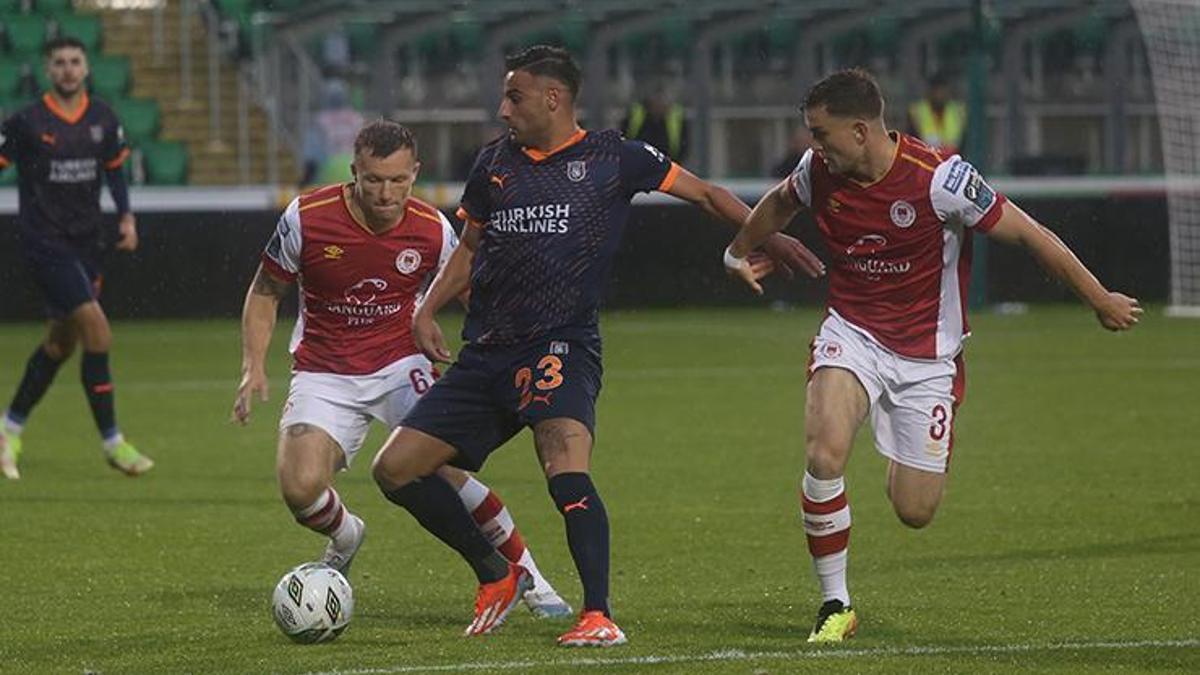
[909,99,966,153]
[625,102,685,159]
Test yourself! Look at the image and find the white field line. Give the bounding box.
[304,638,1200,675]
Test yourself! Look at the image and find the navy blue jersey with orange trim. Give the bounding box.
[0,93,130,242]
[458,129,678,345]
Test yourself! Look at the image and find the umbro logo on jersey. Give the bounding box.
[323,245,344,260]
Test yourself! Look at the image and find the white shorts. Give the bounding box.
[809,311,965,474]
[279,353,436,467]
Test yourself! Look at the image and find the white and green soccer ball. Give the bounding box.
[271,562,354,644]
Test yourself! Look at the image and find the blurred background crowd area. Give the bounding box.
[0,0,1173,185]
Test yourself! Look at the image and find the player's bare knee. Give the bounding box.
[370,442,420,490]
[42,337,75,361]
[893,501,937,529]
[79,322,111,352]
[278,468,327,511]
[804,440,849,478]
[534,420,591,476]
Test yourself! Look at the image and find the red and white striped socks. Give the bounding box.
[802,471,851,605]
[457,475,551,593]
[294,487,359,551]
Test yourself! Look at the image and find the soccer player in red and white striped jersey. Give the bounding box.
[724,69,1141,642]
[232,120,569,618]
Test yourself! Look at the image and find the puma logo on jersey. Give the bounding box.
[40,132,55,145]
[323,245,344,260]
[490,174,507,189]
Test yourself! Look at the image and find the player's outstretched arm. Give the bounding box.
[986,201,1142,331]
[724,180,806,294]
[413,223,481,363]
[666,168,824,280]
[233,265,290,424]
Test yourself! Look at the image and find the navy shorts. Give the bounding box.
[22,237,103,318]
[402,337,603,471]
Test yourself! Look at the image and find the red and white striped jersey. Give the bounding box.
[788,133,1006,360]
[261,184,458,375]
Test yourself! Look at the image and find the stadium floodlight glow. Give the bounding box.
[1133,0,1200,317]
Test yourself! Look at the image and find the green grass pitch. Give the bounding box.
[0,307,1197,673]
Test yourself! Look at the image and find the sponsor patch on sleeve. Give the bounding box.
[942,159,968,193]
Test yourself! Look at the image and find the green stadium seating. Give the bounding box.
[56,14,103,52]
[0,0,23,14]
[112,97,160,145]
[4,14,48,58]
[0,59,23,98]
[214,0,253,19]
[0,94,30,118]
[140,140,189,185]
[88,55,129,100]
[34,0,73,17]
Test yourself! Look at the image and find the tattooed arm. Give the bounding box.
[232,265,292,424]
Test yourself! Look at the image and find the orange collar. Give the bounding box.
[522,128,587,162]
[43,92,90,125]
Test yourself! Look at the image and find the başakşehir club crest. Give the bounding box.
[567,160,587,182]
[889,200,916,228]
[395,249,421,274]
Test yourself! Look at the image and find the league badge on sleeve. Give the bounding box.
[963,172,995,212]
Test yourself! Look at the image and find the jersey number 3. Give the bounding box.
[515,355,564,409]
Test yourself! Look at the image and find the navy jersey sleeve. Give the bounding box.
[456,145,495,226]
[618,139,680,194]
[101,107,130,170]
[0,113,19,169]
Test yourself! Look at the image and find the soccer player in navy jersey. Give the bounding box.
[368,45,825,645]
[0,37,153,479]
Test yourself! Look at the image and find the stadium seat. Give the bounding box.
[56,13,103,52]
[4,14,48,58]
[112,97,160,145]
[0,58,23,98]
[34,0,73,17]
[0,0,22,14]
[89,55,130,101]
[140,140,189,185]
